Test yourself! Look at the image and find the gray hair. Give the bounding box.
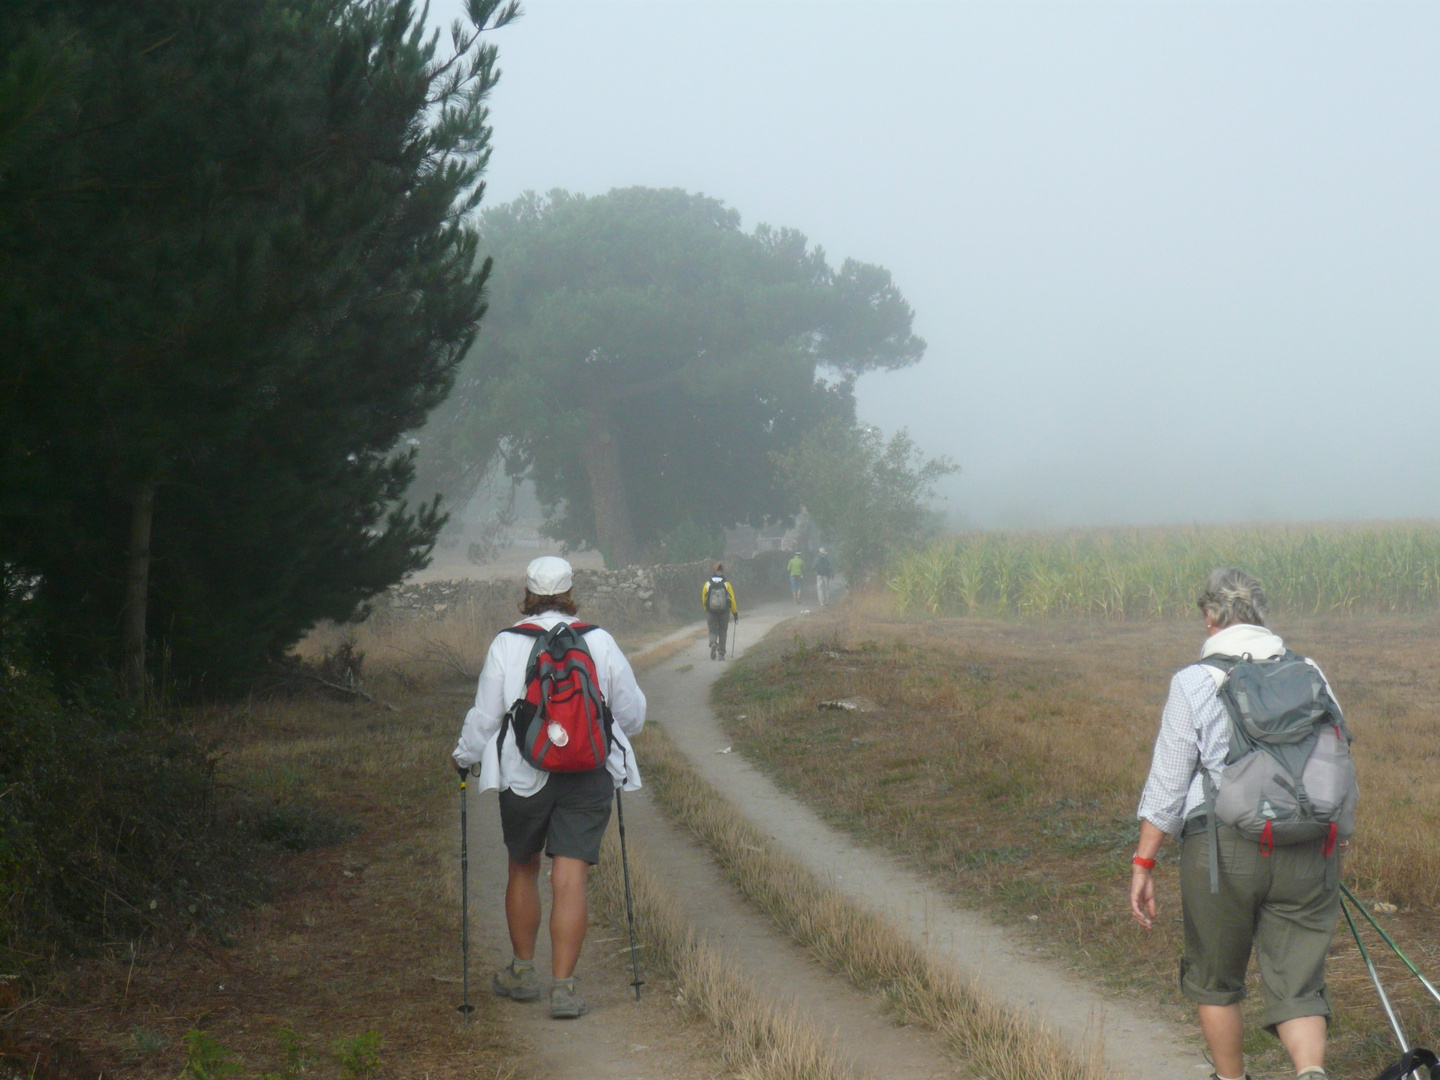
[1197,567,1269,627]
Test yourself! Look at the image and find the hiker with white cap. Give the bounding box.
[813,547,834,607]
[452,555,646,1019]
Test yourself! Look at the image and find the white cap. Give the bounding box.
[526,555,573,595]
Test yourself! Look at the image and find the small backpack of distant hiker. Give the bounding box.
[1195,651,1359,891]
[498,622,612,772]
[706,577,730,613]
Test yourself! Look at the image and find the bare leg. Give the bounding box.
[550,855,591,979]
[1276,1015,1326,1074]
[505,854,542,961]
[1198,1004,1245,1078]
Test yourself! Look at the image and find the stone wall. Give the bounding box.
[368,552,791,628]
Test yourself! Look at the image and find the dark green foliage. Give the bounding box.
[416,187,925,565]
[0,657,248,970]
[333,1030,383,1077]
[0,0,515,687]
[247,802,360,853]
[660,519,725,564]
[180,1029,239,1080]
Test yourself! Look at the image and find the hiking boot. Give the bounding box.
[1206,1074,1253,1080]
[492,958,539,1002]
[549,977,587,1019]
[710,643,717,660]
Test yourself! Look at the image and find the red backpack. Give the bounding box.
[498,621,612,772]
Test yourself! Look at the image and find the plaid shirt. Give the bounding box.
[1137,625,1338,836]
[1136,665,1231,836]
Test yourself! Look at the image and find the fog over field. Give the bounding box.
[427,0,1440,529]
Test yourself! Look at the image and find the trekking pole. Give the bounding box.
[615,788,644,1001]
[1341,883,1440,1009]
[1341,894,1409,1056]
[457,767,475,1023]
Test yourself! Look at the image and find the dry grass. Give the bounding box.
[627,626,709,671]
[590,829,853,1080]
[632,724,1107,1080]
[2,679,527,1079]
[298,594,520,689]
[299,592,696,694]
[713,598,1440,1079]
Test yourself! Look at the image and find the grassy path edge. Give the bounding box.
[591,832,852,1080]
[633,721,1109,1080]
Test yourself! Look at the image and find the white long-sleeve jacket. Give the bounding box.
[451,611,646,795]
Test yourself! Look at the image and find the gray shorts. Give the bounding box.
[499,768,614,865]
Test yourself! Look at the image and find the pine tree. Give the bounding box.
[0,0,518,689]
[416,187,925,566]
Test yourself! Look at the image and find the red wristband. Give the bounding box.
[1132,855,1157,869]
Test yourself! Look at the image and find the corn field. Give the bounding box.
[887,523,1440,619]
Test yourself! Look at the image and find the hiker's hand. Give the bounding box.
[1129,866,1157,930]
[733,612,740,621]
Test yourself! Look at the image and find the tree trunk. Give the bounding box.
[582,405,640,567]
[122,480,156,702]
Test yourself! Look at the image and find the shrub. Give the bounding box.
[0,657,249,973]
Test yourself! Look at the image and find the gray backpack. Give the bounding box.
[706,577,730,613]
[1195,650,1358,892]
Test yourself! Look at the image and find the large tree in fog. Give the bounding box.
[0,0,516,690]
[419,188,925,565]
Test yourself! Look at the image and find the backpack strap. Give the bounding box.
[499,621,598,637]
[1197,655,1238,894]
[1198,654,1239,674]
[1201,772,1222,894]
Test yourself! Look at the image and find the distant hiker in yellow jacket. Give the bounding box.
[702,563,738,660]
[787,551,804,604]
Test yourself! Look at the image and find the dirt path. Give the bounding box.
[463,618,958,1079]
[466,788,732,1080]
[645,605,1208,1080]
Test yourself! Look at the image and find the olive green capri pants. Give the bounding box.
[1179,819,1341,1033]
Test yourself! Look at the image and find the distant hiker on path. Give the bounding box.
[814,547,834,607]
[1130,567,1356,1080]
[453,556,646,1020]
[787,551,805,604]
[702,562,739,660]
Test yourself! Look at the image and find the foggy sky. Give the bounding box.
[428,0,1440,529]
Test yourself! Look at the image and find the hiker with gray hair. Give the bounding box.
[1130,567,1357,1080]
